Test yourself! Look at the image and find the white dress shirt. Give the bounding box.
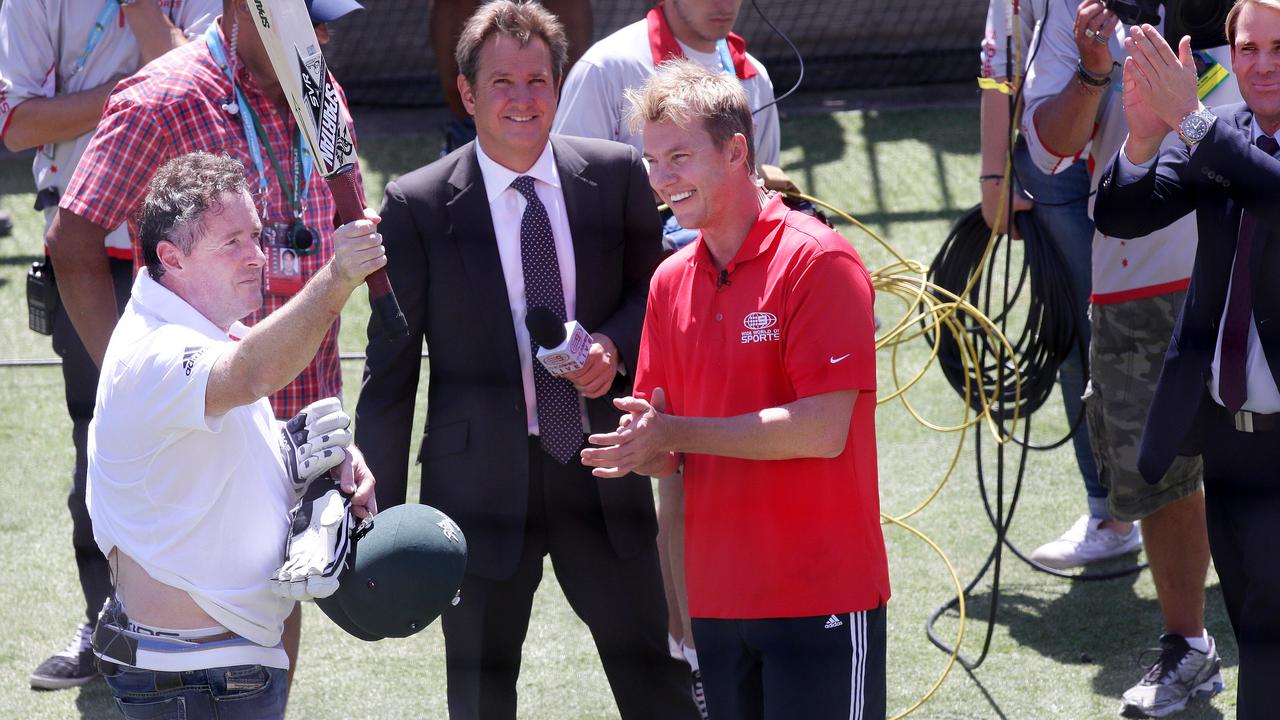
[474,140,580,434]
[1117,119,1280,413]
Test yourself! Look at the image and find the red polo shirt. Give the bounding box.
[635,195,890,619]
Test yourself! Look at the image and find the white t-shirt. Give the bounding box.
[88,270,294,648]
[1021,0,1241,302]
[0,0,217,255]
[553,17,780,167]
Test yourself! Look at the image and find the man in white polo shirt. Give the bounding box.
[86,151,381,716]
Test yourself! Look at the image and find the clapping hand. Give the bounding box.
[1124,25,1200,131]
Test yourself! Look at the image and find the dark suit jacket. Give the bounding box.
[1094,102,1280,483]
[355,135,664,581]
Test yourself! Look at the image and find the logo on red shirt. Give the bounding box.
[742,312,780,344]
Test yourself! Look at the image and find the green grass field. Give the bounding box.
[0,103,1238,719]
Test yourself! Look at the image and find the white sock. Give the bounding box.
[682,642,700,673]
[668,634,684,661]
[1184,631,1211,654]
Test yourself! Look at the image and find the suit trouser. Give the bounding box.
[1200,415,1280,720]
[51,257,133,626]
[441,438,700,720]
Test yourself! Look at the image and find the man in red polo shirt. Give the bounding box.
[582,59,889,720]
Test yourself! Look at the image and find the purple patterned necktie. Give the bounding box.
[1220,134,1279,414]
[512,175,582,463]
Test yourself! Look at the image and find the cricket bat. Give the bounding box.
[245,0,408,337]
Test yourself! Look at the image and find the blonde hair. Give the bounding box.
[1227,0,1280,46]
[624,59,757,171]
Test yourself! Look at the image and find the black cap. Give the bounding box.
[316,504,467,641]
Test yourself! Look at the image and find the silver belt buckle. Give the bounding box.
[1234,410,1255,433]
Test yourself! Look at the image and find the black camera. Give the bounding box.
[1103,0,1232,49]
[1167,0,1231,49]
[1104,0,1161,26]
[286,220,316,254]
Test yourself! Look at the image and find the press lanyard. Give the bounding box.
[67,0,120,82]
[714,39,736,78]
[204,24,313,220]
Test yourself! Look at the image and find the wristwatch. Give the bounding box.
[1177,107,1217,147]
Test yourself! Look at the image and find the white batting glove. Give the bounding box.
[271,473,353,601]
[280,397,351,502]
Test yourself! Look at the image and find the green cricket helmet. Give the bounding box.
[316,503,466,641]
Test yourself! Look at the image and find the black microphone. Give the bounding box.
[717,269,731,288]
[525,307,591,376]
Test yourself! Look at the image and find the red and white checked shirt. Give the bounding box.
[61,24,362,419]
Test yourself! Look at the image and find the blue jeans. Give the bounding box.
[1013,138,1109,520]
[103,664,288,719]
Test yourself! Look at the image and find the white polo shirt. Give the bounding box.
[87,269,294,648]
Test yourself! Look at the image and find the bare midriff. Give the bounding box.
[109,548,221,629]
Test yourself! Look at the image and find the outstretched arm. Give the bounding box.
[206,214,385,416]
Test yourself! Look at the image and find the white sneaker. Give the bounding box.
[1029,515,1142,570]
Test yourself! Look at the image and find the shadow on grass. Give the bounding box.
[956,571,1236,718]
[857,108,978,238]
[961,665,1011,720]
[779,111,846,199]
[0,253,41,267]
[778,106,980,239]
[356,132,440,193]
[0,157,37,196]
[72,678,115,718]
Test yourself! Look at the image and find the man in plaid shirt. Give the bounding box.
[48,0,364,422]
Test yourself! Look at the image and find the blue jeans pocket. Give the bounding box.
[114,695,187,720]
[218,665,272,697]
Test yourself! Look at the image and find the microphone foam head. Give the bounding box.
[525,307,567,348]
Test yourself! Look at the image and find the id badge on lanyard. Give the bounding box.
[262,222,315,296]
[205,24,316,298]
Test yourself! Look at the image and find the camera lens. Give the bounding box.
[290,223,314,252]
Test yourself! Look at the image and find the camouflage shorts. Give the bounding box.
[1084,291,1203,522]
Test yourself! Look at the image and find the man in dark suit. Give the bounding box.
[1094,4,1280,716]
[353,2,699,718]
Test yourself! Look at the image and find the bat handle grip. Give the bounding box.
[326,167,408,338]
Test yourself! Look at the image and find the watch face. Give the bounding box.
[1181,112,1212,142]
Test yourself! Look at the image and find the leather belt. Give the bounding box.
[1213,403,1280,433]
